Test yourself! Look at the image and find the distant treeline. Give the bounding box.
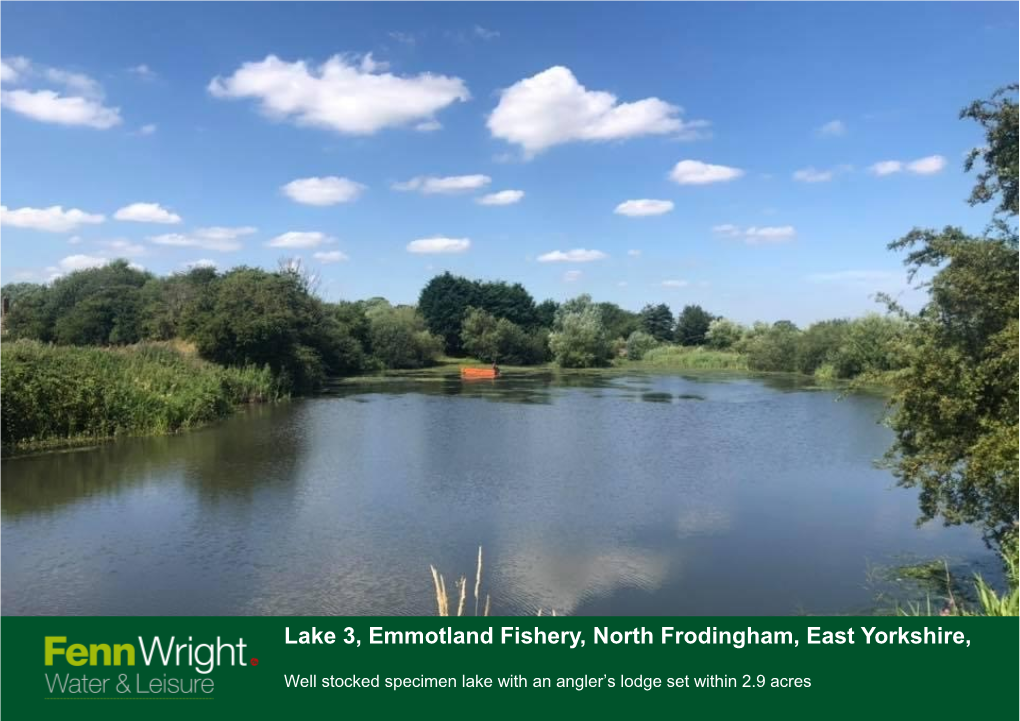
[1,261,909,390]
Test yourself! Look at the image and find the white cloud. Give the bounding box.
[1,88,121,128]
[537,248,608,263]
[906,155,946,175]
[476,189,524,206]
[407,236,471,254]
[669,159,744,185]
[818,120,846,137]
[98,239,146,257]
[208,54,469,135]
[388,31,418,47]
[793,167,834,183]
[614,199,674,217]
[870,155,946,176]
[184,259,217,270]
[150,226,256,252]
[562,270,583,283]
[137,123,157,136]
[488,66,700,156]
[56,254,109,273]
[282,176,366,205]
[627,249,642,257]
[0,58,121,128]
[393,174,491,194]
[128,64,156,80]
[414,119,442,132]
[266,231,333,249]
[662,279,689,288]
[114,202,182,224]
[68,235,83,245]
[473,25,500,40]
[712,224,796,245]
[1,205,105,232]
[313,250,349,263]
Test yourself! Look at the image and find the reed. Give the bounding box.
[429,547,558,617]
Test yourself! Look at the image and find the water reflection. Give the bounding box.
[1,373,992,616]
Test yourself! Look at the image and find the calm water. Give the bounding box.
[1,373,995,616]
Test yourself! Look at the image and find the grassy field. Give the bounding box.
[1,339,283,451]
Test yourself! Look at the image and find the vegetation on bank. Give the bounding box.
[0,340,281,449]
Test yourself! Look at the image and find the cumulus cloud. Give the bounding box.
[1,205,105,232]
[669,160,744,185]
[393,174,491,194]
[407,236,471,254]
[614,199,674,217]
[55,254,110,273]
[662,279,689,288]
[136,123,157,136]
[476,189,524,206]
[128,64,156,80]
[282,176,366,205]
[817,119,846,136]
[488,66,702,156]
[266,231,333,249]
[313,250,349,263]
[150,226,256,252]
[870,155,946,176]
[712,224,796,245]
[537,248,608,263]
[473,25,500,40]
[208,54,469,135]
[562,270,583,283]
[0,58,121,128]
[114,202,182,224]
[627,249,642,257]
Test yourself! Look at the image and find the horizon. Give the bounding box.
[1,2,1017,324]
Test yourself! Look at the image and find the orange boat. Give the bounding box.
[461,367,499,379]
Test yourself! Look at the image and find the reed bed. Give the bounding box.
[430,547,557,616]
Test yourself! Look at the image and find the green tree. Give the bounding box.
[366,303,443,369]
[674,304,714,346]
[549,295,612,368]
[535,299,559,328]
[795,319,850,375]
[40,261,152,346]
[625,330,659,360]
[418,272,480,354]
[705,318,746,350]
[738,321,800,372]
[598,302,641,341]
[639,303,674,341]
[885,85,1019,550]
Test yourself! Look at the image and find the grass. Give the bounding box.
[1,339,284,451]
[629,346,750,371]
[429,547,557,617]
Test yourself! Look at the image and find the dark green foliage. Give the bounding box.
[3,261,152,345]
[961,84,1018,218]
[674,304,715,346]
[639,303,674,341]
[884,85,1019,551]
[796,319,851,375]
[1,340,281,448]
[598,302,641,341]
[460,307,548,365]
[365,302,443,369]
[418,272,539,354]
[535,299,559,328]
[737,321,800,372]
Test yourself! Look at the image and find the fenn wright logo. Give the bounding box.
[43,635,251,697]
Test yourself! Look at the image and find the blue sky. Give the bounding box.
[1,2,1016,324]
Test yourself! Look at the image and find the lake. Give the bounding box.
[0,372,995,616]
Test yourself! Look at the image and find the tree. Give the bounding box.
[639,303,673,341]
[625,330,659,360]
[535,299,559,328]
[705,318,746,350]
[674,304,714,346]
[738,321,800,372]
[598,302,640,340]
[418,272,480,354]
[548,295,613,368]
[366,303,443,369]
[885,85,1019,551]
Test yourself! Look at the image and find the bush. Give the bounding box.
[548,295,613,368]
[366,304,443,369]
[461,307,548,365]
[625,330,659,360]
[0,340,281,448]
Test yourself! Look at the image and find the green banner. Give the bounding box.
[2,617,1016,719]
